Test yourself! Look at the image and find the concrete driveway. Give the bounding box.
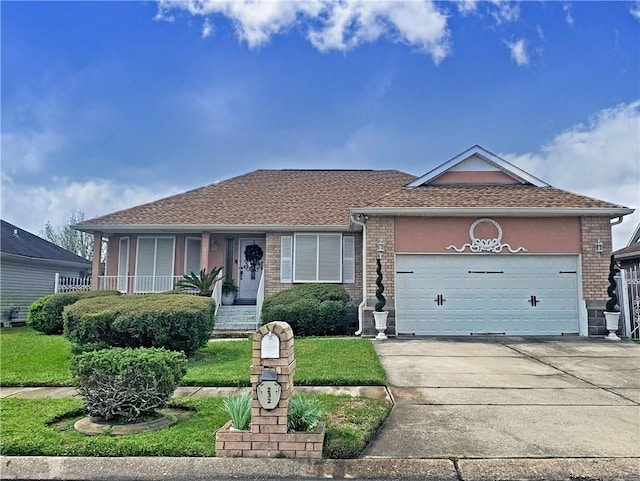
[364,337,640,459]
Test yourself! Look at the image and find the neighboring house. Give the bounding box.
[613,223,640,270]
[0,220,91,326]
[75,146,634,337]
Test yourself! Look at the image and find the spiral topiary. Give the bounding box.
[375,258,386,312]
[605,254,620,312]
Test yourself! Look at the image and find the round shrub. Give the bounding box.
[261,284,352,337]
[64,293,215,356]
[28,290,121,335]
[27,294,52,333]
[71,347,187,422]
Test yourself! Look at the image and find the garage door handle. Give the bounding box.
[528,295,539,307]
[435,294,446,306]
[396,271,414,274]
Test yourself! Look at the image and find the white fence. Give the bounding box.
[620,265,640,339]
[54,273,92,293]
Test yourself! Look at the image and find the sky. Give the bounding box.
[2,0,639,250]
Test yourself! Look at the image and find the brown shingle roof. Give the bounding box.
[614,242,640,259]
[358,185,626,210]
[78,170,630,231]
[79,170,416,228]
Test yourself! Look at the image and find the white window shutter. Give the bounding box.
[343,236,355,283]
[281,236,293,283]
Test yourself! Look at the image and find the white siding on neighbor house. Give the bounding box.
[0,256,88,325]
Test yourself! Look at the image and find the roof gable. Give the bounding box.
[407,145,549,187]
[1,220,91,265]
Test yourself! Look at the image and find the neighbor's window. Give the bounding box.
[280,234,354,283]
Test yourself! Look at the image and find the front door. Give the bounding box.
[238,238,266,300]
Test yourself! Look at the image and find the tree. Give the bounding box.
[41,209,94,261]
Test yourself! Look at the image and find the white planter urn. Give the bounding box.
[373,311,388,340]
[604,311,620,341]
[221,292,235,306]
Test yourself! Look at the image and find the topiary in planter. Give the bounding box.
[71,347,187,422]
[605,254,620,312]
[375,258,386,312]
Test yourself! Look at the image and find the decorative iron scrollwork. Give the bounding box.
[446,218,527,254]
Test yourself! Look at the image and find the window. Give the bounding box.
[135,237,175,292]
[184,238,202,275]
[280,234,354,283]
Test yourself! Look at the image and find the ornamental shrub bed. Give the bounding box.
[28,290,121,335]
[261,284,353,336]
[71,347,187,422]
[64,294,215,356]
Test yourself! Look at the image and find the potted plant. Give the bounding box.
[604,254,621,341]
[373,258,388,340]
[221,278,239,305]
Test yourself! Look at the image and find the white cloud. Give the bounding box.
[503,100,640,250]
[457,0,479,16]
[1,130,65,174]
[488,0,520,24]
[506,38,529,66]
[202,18,213,38]
[630,1,640,21]
[0,175,184,237]
[156,0,450,63]
[563,3,574,25]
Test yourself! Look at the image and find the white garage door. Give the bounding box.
[395,255,579,336]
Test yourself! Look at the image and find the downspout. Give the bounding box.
[350,214,367,336]
[610,216,624,226]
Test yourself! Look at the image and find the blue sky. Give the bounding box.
[2,1,639,249]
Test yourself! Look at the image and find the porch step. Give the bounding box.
[215,305,259,331]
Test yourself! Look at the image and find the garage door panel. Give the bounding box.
[396,255,579,336]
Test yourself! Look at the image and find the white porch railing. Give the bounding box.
[255,268,265,329]
[212,269,224,308]
[99,275,185,294]
[620,266,640,339]
[54,273,92,293]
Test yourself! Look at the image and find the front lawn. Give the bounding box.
[1,327,386,387]
[0,327,74,386]
[0,395,391,458]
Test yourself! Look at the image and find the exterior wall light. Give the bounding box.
[377,239,385,258]
[595,239,603,258]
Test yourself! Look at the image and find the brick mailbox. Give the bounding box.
[215,321,325,458]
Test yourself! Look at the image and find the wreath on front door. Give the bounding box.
[244,244,264,274]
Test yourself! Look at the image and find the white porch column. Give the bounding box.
[201,232,210,272]
[91,232,103,291]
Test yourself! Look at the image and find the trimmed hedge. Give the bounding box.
[28,291,121,335]
[261,284,352,336]
[71,347,187,422]
[64,294,215,356]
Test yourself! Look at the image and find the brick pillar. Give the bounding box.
[250,322,295,436]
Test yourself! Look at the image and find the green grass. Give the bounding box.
[1,328,386,387]
[0,395,391,458]
[0,327,74,386]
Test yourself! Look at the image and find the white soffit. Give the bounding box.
[407,145,550,188]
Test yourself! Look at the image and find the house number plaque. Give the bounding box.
[257,369,281,410]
